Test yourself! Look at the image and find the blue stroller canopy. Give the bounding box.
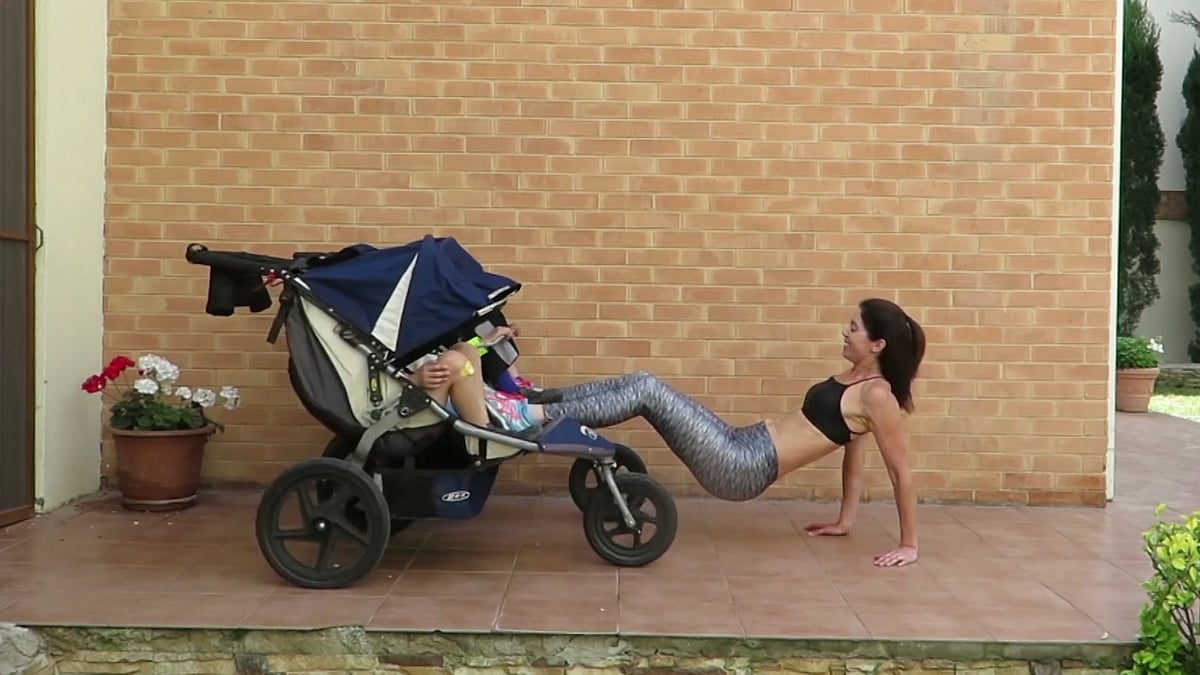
[300,235,520,359]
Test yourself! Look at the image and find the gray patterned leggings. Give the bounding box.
[541,371,779,502]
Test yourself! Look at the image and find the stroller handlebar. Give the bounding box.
[185,243,296,276]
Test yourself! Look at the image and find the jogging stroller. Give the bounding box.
[185,235,677,589]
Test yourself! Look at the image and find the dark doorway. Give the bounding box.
[0,0,36,528]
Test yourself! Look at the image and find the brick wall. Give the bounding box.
[103,0,1117,506]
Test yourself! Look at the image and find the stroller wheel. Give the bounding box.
[568,444,647,513]
[255,457,390,589]
[583,472,677,567]
[321,435,413,536]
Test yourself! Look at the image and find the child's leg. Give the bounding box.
[539,372,779,502]
[432,347,490,428]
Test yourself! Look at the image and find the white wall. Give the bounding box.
[1139,220,1199,363]
[32,0,107,510]
[1150,0,1198,191]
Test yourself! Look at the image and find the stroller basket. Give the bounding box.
[184,235,679,589]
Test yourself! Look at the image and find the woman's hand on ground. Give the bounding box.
[873,545,918,567]
[803,522,850,537]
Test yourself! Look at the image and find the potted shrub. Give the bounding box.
[1115,335,1165,412]
[82,354,241,511]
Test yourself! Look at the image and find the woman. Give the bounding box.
[416,298,926,567]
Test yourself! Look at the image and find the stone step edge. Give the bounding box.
[13,625,1136,671]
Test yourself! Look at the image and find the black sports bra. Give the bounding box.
[801,375,883,446]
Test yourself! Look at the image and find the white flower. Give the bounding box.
[219,386,241,410]
[136,353,179,383]
[133,378,159,395]
[192,388,217,408]
[155,362,180,384]
[175,387,193,400]
[1149,337,1165,354]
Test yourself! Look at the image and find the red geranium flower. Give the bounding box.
[81,375,108,393]
[100,355,136,381]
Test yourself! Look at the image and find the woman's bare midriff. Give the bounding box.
[763,413,846,479]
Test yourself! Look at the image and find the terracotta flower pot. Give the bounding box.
[1115,367,1160,413]
[109,424,213,512]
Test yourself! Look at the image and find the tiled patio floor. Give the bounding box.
[0,411,1194,643]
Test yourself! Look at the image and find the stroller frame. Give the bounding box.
[185,240,678,589]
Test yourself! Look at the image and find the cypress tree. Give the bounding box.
[1172,9,1200,361]
[1117,0,1165,337]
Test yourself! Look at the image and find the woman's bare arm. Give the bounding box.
[862,382,919,566]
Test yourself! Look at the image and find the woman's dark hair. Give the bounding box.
[858,298,926,413]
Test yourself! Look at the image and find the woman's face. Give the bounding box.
[841,310,882,363]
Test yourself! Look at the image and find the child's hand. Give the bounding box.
[414,362,451,389]
[487,325,516,343]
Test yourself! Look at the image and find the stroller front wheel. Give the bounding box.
[255,457,391,589]
[568,444,648,513]
[582,472,677,567]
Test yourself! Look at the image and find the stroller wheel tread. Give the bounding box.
[568,444,648,513]
[582,472,677,568]
[255,457,390,589]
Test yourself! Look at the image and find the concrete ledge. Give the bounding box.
[26,626,1136,674]
[1158,365,1200,389]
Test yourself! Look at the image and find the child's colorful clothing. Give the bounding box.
[484,387,540,431]
[444,385,539,432]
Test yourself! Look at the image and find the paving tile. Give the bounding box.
[109,592,267,628]
[512,544,626,574]
[725,575,845,608]
[0,589,265,628]
[182,541,266,568]
[421,522,527,552]
[405,547,518,573]
[619,598,744,637]
[612,537,726,577]
[0,522,35,542]
[834,576,958,610]
[135,513,258,544]
[936,578,1075,612]
[621,572,731,605]
[737,601,870,639]
[507,571,616,602]
[172,563,295,595]
[0,537,114,567]
[853,604,993,641]
[369,594,500,632]
[389,570,511,603]
[240,593,384,629]
[267,564,403,597]
[713,540,823,578]
[976,606,1111,642]
[0,563,57,593]
[497,596,617,634]
[0,590,132,626]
